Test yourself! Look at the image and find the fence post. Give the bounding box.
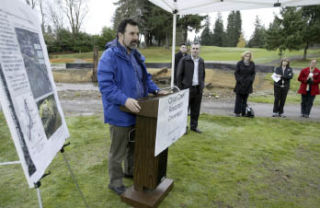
[92,46,99,82]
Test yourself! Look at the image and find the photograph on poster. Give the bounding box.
[15,27,52,99]
[37,94,62,139]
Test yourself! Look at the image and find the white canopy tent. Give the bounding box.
[147,0,320,88]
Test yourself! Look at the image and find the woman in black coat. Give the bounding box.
[234,51,256,116]
[272,58,293,117]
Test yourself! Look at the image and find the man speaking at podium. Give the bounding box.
[176,43,205,133]
[97,19,164,195]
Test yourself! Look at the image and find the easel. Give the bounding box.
[0,142,90,208]
[0,160,47,208]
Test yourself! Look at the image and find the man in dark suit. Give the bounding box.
[174,43,188,85]
[177,43,205,133]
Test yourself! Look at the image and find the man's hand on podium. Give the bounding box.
[157,90,169,95]
[125,98,141,113]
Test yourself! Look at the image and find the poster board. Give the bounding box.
[0,0,69,188]
[155,89,189,156]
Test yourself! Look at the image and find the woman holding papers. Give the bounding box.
[272,58,293,117]
[298,59,320,118]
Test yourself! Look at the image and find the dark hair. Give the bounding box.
[180,43,186,46]
[117,19,138,36]
[280,58,290,68]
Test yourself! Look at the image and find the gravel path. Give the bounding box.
[202,98,320,122]
[56,83,320,122]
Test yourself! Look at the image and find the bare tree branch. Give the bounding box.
[25,0,37,9]
[48,0,65,32]
[39,0,45,32]
[63,0,88,34]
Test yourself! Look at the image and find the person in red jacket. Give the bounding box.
[298,59,320,118]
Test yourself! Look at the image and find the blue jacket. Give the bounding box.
[97,39,159,126]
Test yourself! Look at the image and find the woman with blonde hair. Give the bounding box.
[233,51,256,116]
[272,58,293,117]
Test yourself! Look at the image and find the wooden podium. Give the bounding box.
[120,95,174,208]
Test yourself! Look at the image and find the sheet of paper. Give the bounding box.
[271,73,281,82]
[155,89,189,156]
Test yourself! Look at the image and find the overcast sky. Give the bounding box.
[78,0,281,41]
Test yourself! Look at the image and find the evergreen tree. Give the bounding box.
[225,11,242,47]
[97,27,116,49]
[113,0,204,47]
[200,18,212,46]
[265,17,286,56]
[212,13,225,47]
[235,11,242,41]
[248,16,266,48]
[193,35,200,44]
[178,15,206,43]
[301,5,320,59]
[265,7,306,56]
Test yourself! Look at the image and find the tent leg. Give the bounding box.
[170,13,177,89]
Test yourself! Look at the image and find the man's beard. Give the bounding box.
[125,41,138,50]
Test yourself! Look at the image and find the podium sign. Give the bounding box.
[155,89,189,156]
[121,90,189,207]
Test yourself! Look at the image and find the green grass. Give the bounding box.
[290,57,320,69]
[49,46,320,67]
[1,113,320,207]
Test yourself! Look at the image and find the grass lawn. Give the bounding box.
[1,113,320,208]
[49,46,320,68]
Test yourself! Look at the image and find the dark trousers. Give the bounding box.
[108,125,134,187]
[273,85,289,114]
[234,93,249,115]
[189,86,202,129]
[301,92,315,116]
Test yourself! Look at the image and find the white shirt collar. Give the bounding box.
[191,56,199,61]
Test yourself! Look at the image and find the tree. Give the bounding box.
[38,0,46,33]
[226,11,242,47]
[212,13,225,47]
[248,16,266,48]
[301,5,320,59]
[200,17,212,45]
[178,15,206,43]
[113,0,170,47]
[237,33,246,48]
[43,25,56,53]
[63,0,88,35]
[265,7,306,57]
[193,35,200,44]
[145,3,172,47]
[113,0,145,31]
[113,0,205,47]
[97,27,116,49]
[25,0,46,33]
[48,1,65,32]
[25,0,37,9]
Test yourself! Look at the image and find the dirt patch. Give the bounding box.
[149,68,273,92]
[53,69,93,82]
[54,68,320,120]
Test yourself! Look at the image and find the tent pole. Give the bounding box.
[170,13,177,88]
